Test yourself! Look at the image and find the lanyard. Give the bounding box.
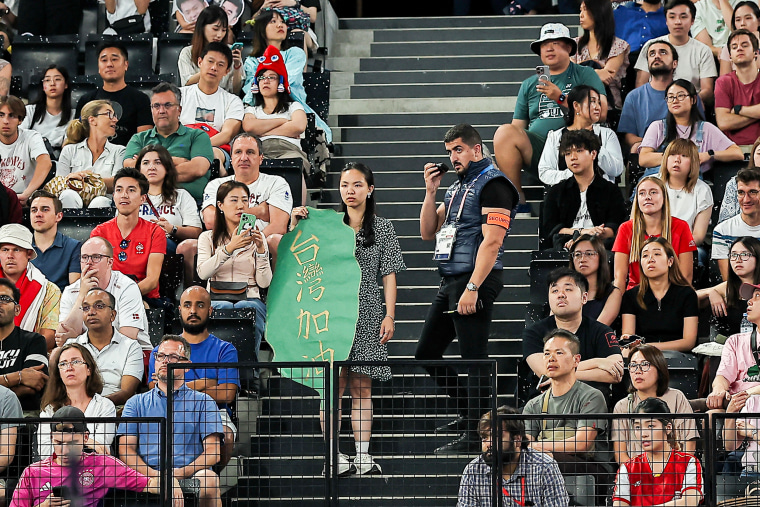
[502,476,530,506]
[145,196,163,220]
[444,167,490,224]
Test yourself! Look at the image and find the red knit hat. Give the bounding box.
[251,45,290,95]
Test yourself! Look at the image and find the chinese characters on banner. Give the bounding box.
[266,207,361,392]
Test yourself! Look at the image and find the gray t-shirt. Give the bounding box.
[0,385,23,430]
[523,380,610,461]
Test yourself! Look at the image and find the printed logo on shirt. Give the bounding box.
[744,365,760,383]
[132,313,140,321]
[195,108,216,124]
[537,84,572,120]
[0,349,20,369]
[79,470,95,487]
[0,156,25,189]
[40,482,51,492]
[605,332,619,348]
[284,190,291,202]
[136,243,145,254]
[634,481,641,487]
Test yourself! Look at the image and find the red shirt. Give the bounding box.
[612,450,703,506]
[715,71,760,146]
[91,217,166,299]
[612,217,696,290]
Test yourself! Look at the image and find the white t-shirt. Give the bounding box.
[137,189,203,228]
[665,179,714,230]
[179,84,244,133]
[572,190,594,229]
[20,105,71,149]
[712,213,760,260]
[201,173,294,229]
[57,140,126,178]
[38,394,116,458]
[634,36,718,92]
[60,270,151,350]
[0,129,49,194]
[692,0,737,48]
[177,46,237,93]
[99,0,151,34]
[244,102,305,147]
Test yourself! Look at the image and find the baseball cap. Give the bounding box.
[50,406,88,433]
[740,282,760,301]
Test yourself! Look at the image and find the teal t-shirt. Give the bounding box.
[125,124,214,201]
[513,62,606,140]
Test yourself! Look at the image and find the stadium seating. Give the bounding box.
[157,33,192,85]
[84,34,155,79]
[11,35,79,98]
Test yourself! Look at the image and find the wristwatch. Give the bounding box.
[708,149,715,160]
[557,93,566,105]
[752,428,758,439]
[735,105,743,115]
[466,282,479,291]
[171,225,178,237]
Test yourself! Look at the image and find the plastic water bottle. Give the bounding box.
[741,313,753,335]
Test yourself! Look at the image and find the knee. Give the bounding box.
[267,234,281,251]
[176,239,198,257]
[59,189,83,208]
[193,469,220,494]
[493,124,521,147]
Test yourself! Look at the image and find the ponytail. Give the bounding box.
[63,118,88,146]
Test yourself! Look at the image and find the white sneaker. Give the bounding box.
[353,452,382,475]
[322,452,355,477]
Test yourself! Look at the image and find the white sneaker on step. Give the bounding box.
[354,452,382,475]
[322,452,355,477]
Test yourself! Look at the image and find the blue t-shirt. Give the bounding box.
[118,384,223,469]
[618,83,706,137]
[31,232,81,292]
[614,3,669,53]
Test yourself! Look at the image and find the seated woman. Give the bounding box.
[540,128,627,250]
[569,234,622,326]
[723,388,760,476]
[572,0,630,109]
[197,181,271,363]
[538,85,624,186]
[719,1,760,76]
[612,344,698,464]
[719,137,760,225]
[657,139,713,264]
[38,344,117,458]
[20,64,73,159]
[57,100,126,209]
[612,397,704,506]
[697,236,760,337]
[621,237,699,353]
[613,176,696,290]
[639,79,744,175]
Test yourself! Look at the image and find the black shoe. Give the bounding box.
[434,433,481,455]
[435,416,466,434]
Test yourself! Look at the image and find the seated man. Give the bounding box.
[0,385,22,507]
[29,190,82,292]
[523,268,623,400]
[0,223,60,351]
[124,82,214,202]
[0,278,48,412]
[65,289,144,406]
[179,42,243,173]
[91,169,167,307]
[119,335,223,507]
[614,0,668,56]
[457,406,569,506]
[148,286,239,468]
[493,23,606,214]
[540,130,627,250]
[10,405,181,507]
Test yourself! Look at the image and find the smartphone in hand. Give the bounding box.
[237,213,257,235]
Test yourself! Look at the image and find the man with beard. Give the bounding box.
[147,286,240,468]
[457,406,568,507]
[119,334,223,507]
[715,29,760,147]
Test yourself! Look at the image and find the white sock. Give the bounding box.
[356,441,369,454]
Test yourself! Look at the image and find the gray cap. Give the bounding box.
[50,405,87,433]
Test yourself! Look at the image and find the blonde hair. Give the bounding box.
[658,139,700,193]
[64,100,112,146]
[629,176,673,264]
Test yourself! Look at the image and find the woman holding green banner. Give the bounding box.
[292,162,406,476]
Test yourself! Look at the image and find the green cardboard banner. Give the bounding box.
[266,207,361,392]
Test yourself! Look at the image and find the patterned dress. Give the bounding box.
[348,215,406,381]
[573,36,631,109]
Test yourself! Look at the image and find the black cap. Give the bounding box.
[50,406,88,433]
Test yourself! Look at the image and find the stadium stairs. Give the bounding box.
[237,14,579,506]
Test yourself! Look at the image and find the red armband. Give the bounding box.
[485,212,511,229]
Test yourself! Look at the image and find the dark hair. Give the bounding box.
[542,328,581,355]
[230,133,263,153]
[559,128,601,155]
[634,397,678,449]
[569,234,613,301]
[664,79,703,146]
[212,180,250,247]
[85,288,116,309]
[727,237,760,307]
[478,406,529,449]
[251,8,281,57]
[728,28,760,54]
[0,278,20,303]
[340,162,376,248]
[546,266,590,293]
[664,0,696,20]
[95,41,128,61]
[443,123,483,150]
[253,66,293,114]
[136,144,178,207]
[636,236,690,310]
[30,65,72,128]
[731,1,760,30]
[151,82,182,104]
[578,0,616,61]
[41,344,104,412]
[200,41,233,69]
[564,84,600,127]
[628,344,670,397]
[113,168,149,196]
[160,334,192,360]
[191,6,230,64]
[646,40,680,63]
[737,166,760,186]
[29,189,62,214]
[0,95,26,121]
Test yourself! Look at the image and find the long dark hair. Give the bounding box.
[251,8,280,57]
[212,180,250,248]
[731,1,760,30]
[564,84,599,127]
[340,162,376,248]
[636,236,690,310]
[568,234,613,301]
[664,79,703,146]
[727,237,760,307]
[31,64,72,128]
[40,344,104,412]
[191,5,229,64]
[577,0,616,61]
[253,69,293,114]
[136,144,179,207]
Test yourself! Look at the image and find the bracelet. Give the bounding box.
[2,374,8,385]
[223,245,231,256]
[385,315,394,321]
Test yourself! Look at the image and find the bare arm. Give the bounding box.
[261,206,289,236]
[531,427,599,454]
[176,157,210,182]
[69,272,81,284]
[691,208,711,246]
[716,107,759,131]
[714,143,745,163]
[621,313,636,336]
[718,258,729,281]
[698,77,715,104]
[106,375,141,406]
[173,434,221,479]
[613,439,630,465]
[119,435,155,477]
[420,164,445,240]
[209,119,242,147]
[695,29,721,58]
[613,251,630,293]
[137,253,164,296]
[526,352,544,378]
[0,426,17,473]
[19,155,52,204]
[262,110,307,138]
[596,54,625,85]
[624,134,643,154]
[576,354,625,384]
[242,115,287,135]
[598,287,623,327]
[679,251,693,286]
[134,0,150,14]
[638,146,662,168]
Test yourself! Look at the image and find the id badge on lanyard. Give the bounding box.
[434,225,457,261]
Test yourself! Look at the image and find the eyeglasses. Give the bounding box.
[58,359,86,370]
[572,251,598,260]
[42,77,65,85]
[737,189,760,198]
[80,303,113,313]
[80,254,110,263]
[0,295,16,305]
[155,352,188,363]
[665,92,690,103]
[256,75,279,82]
[730,252,755,261]
[628,361,652,372]
[94,110,118,120]
[150,102,178,111]
[118,239,130,263]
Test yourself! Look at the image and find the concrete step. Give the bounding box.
[338,14,577,29]
[349,81,521,100]
[336,140,491,157]
[373,25,574,42]
[337,124,502,142]
[393,300,529,321]
[336,111,509,127]
[369,40,534,58]
[394,319,527,340]
[353,68,534,85]
[329,96,515,115]
[397,250,531,269]
[397,265,532,286]
[354,54,541,71]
